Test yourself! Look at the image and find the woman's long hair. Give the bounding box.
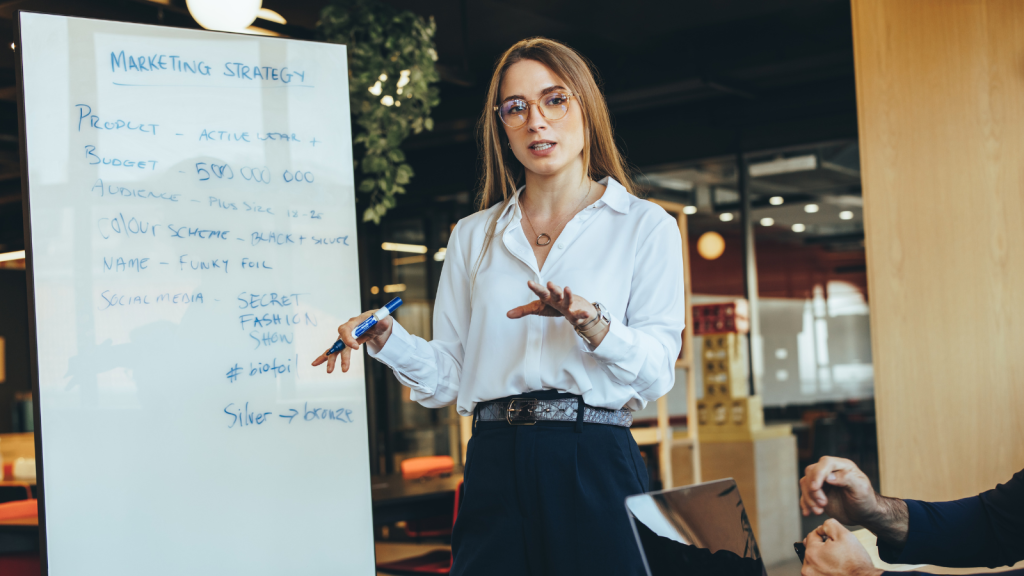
[471,37,635,289]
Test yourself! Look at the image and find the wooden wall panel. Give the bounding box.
[852,0,1024,500]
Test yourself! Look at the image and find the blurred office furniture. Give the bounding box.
[0,498,39,574]
[852,0,1024,500]
[667,298,800,565]
[376,481,463,575]
[636,199,701,490]
[671,426,800,567]
[399,456,456,539]
[371,472,463,529]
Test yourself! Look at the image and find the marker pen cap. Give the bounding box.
[383,297,403,315]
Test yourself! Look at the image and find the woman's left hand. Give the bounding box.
[507,281,596,326]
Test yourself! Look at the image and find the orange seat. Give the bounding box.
[400,456,454,481]
[0,499,36,521]
[0,500,40,576]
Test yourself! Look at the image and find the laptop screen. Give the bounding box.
[626,478,767,576]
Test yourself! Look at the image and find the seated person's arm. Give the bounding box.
[888,467,1024,568]
[799,456,909,547]
[801,458,1024,568]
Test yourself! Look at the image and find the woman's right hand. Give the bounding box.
[310,311,393,374]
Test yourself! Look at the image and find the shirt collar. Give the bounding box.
[593,177,631,215]
[495,176,631,228]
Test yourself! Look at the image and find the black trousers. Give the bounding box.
[451,391,649,576]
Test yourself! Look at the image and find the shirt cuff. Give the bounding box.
[877,499,924,564]
[584,317,634,364]
[368,321,419,375]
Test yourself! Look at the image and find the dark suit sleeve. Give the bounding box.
[884,569,1024,576]
[878,467,1024,569]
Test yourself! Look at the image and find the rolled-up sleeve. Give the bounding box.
[583,216,685,402]
[368,223,469,409]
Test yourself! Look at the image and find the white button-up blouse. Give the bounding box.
[369,177,686,416]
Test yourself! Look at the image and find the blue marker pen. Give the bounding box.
[326,297,403,355]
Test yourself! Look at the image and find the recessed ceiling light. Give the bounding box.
[804,204,819,213]
[792,223,806,233]
[839,210,854,220]
[719,213,734,222]
[683,205,698,215]
[769,196,784,206]
[760,217,774,226]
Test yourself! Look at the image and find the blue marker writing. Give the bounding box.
[325,297,403,355]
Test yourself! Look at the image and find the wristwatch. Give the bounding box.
[574,302,611,345]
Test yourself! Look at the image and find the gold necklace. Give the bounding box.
[522,181,594,247]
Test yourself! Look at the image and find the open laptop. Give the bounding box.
[626,478,768,576]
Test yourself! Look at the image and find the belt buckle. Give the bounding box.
[507,398,538,426]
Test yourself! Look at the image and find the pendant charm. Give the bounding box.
[536,233,552,246]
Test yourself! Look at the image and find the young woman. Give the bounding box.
[314,37,686,576]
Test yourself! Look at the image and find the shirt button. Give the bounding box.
[556,243,564,249]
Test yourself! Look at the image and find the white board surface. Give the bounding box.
[18,12,374,575]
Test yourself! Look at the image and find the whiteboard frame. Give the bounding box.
[14,11,376,574]
[14,11,49,572]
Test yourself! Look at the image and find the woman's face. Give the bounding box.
[499,59,585,177]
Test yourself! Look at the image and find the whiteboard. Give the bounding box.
[17,12,374,575]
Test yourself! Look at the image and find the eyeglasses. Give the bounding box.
[493,90,576,129]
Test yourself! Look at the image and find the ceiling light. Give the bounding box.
[186,0,262,32]
[749,154,817,177]
[0,250,25,262]
[256,8,286,24]
[769,196,784,206]
[839,210,854,220]
[760,217,774,226]
[683,206,698,215]
[804,204,819,213]
[792,223,806,233]
[696,232,726,260]
[383,283,407,293]
[719,213,734,222]
[381,242,427,254]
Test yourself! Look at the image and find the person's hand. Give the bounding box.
[799,456,880,525]
[311,312,393,374]
[801,519,882,576]
[506,281,597,326]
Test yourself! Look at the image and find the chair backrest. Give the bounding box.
[400,456,455,481]
[0,498,37,521]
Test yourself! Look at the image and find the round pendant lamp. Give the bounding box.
[187,0,263,32]
[696,231,726,260]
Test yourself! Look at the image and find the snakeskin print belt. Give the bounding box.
[476,397,633,428]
